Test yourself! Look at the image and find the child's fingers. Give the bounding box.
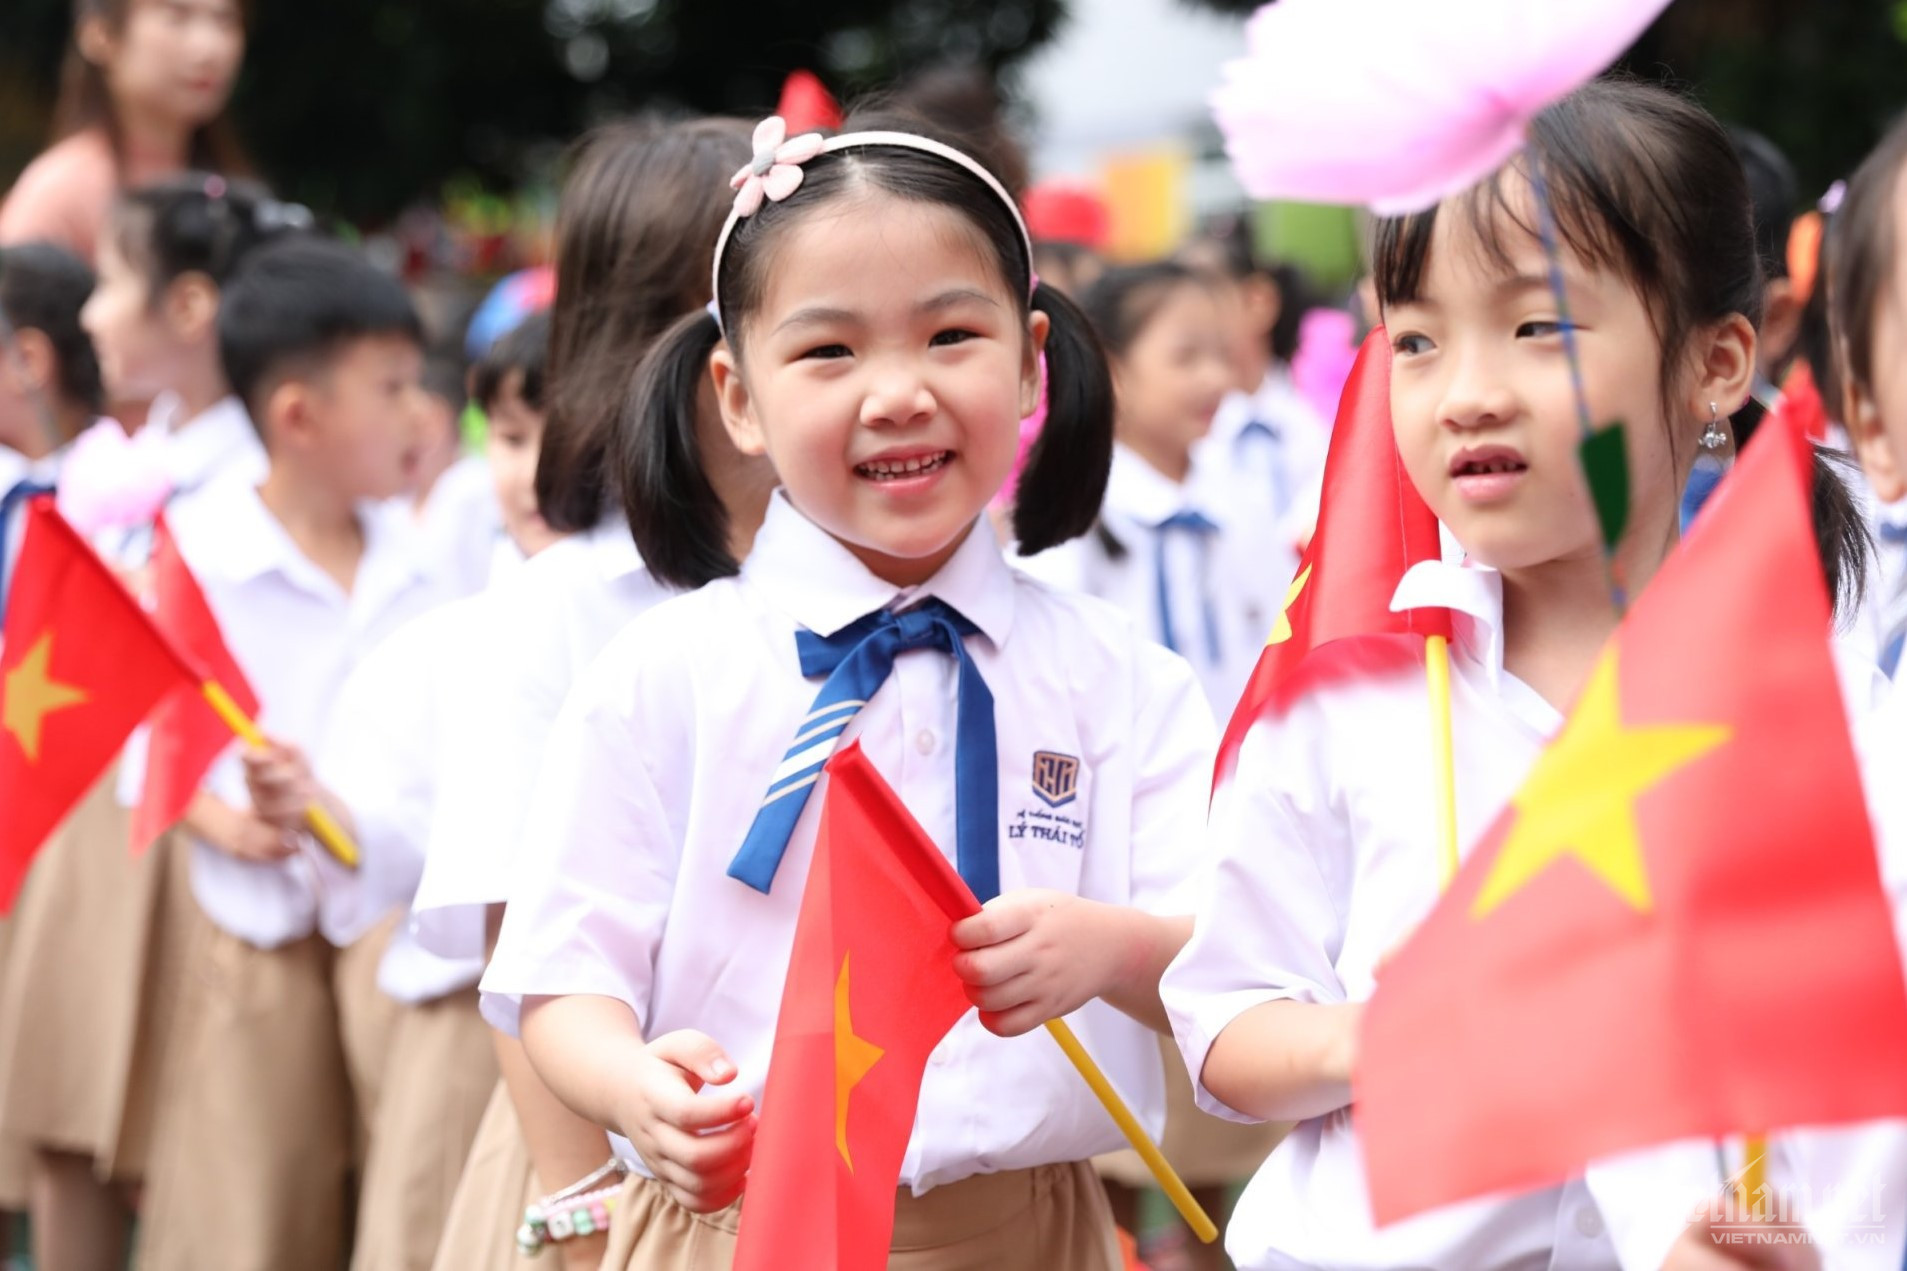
[950,902,1034,951]
[962,969,1037,1014]
[654,1085,754,1133]
[976,1002,1048,1038]
[646,1029,739,1092]
[950,942,1027,989]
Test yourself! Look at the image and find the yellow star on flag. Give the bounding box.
[1268,565,1312,646]
[833,950,885,1171]
[1472,648,1729,919]
[3,631,90,764]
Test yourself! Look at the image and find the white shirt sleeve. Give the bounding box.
[310,624,439,946]
[1162,705,1350,1122]
[479,635,687,1038]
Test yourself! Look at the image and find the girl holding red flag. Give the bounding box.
[481,108,1213,1270]
[1161,76,1876,1271]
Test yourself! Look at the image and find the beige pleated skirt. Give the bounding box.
[429,1080,549,1271]
[600,1160,1122,1271]
[335,910,404,1167]
[132,914,354,1271]
[0,770,183,1180]
[351,986,499,1271]
[1096,1037,1286,1190]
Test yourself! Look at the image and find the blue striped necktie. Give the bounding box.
[1154,509,1222,664]
[727,596,1000,901]
[0,480,56,612]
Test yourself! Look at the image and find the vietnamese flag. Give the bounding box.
[1213,327,1448,785]
[1355,420,1907,1224]
[130,515,257,853]
[0,498,197,910]
[732,741,980,1271]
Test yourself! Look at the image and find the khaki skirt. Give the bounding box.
[1096,1037,1286,1190]
[132,912,354,1271]
[0,771,183,1180]
[351,986,499,1271]
[429,1080,549,1271]
[600,1160,1122,1271]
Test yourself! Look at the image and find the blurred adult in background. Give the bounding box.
[0,0,246,265]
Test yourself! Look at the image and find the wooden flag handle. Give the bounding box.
[1426,634,1461,888]
[1042,1018,1218,1244]
[198,679,360,869]
[1739,1135,1767,1211]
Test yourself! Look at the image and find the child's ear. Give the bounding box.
[164,273,221,346]
[1020,311,1050,419]
[264,379,315,452]
[6,329,54,397]
[76,12,113,66]
[1690,313,1756,425]
[707,342,767,458]
[1759,278,1804,375]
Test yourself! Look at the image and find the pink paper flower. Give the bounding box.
[56,419,172,535]
[730,116,827,217]
[1213,0,1672,214]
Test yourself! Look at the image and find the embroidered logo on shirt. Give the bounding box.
[1031,750,1080,808]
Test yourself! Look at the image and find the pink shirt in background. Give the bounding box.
[0,127,178,263]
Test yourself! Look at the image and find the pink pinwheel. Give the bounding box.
[1213,0,1672,213]
[56,419,172,535]
[730,116,827,217]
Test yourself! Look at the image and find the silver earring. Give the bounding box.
[1699,402,1728,452]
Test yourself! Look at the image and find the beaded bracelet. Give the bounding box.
[516,1157,633,1256]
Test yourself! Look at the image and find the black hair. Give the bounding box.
[218,237,423,426]
[470,309,549,414]
[0,241,103,414]
[1374,74,1869,618]
[1828,111,1907,432]
[621,110,1114,590]
[110,173,310,301]
[1729,126,1799,283]
[420,343,467,413]
[1080,262,1206,358]
[539,118,754,534]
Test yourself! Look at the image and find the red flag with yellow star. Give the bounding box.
[0,498,197,910]
[1354,421,1907,1224]
[732,741,979,1271]
[1213,327,1448,785]
[129,515,258,854]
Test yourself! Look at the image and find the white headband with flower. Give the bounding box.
[708,115,1036,327]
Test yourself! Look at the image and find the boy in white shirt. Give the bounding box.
[132,236,466,1271]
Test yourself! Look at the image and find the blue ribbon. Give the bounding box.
[727,597,999,901]
[1154,509,1222,664]
[0,480,55,614]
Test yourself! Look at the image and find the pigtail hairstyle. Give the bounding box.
[1011,277,1116,554]
[618,308,732,590]
[112,173,309,297]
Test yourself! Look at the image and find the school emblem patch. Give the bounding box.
[1031,751,1080,808]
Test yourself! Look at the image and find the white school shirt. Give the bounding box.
[80,394,266,565]
[1198,369,1329,590]
[1164,560,1623,1271]
[482,492,1215,1193]
[165,479,468,949]
[311,593,494,1003]
[1019,443,1271,713]
[1164,558,1903,1271]
[410,517,673,959]
[411,454,503,600]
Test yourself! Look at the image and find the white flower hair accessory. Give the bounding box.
[729,116,826,218]
[708,119,1036,331]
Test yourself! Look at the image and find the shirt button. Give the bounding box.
[1574,1207,1604,1239]
[915,729,935,755]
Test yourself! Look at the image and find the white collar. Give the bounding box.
[185,479,429,604]
[741,490,1015,646]
[582,516,648,583]
[141,393,264,495]
[1391,557,1562,734]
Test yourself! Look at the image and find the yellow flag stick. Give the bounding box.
[1043,1017,1218,1244]
[1739,1135,1767,1214]
[1426,634,1461,888]
[197,679,359,869]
